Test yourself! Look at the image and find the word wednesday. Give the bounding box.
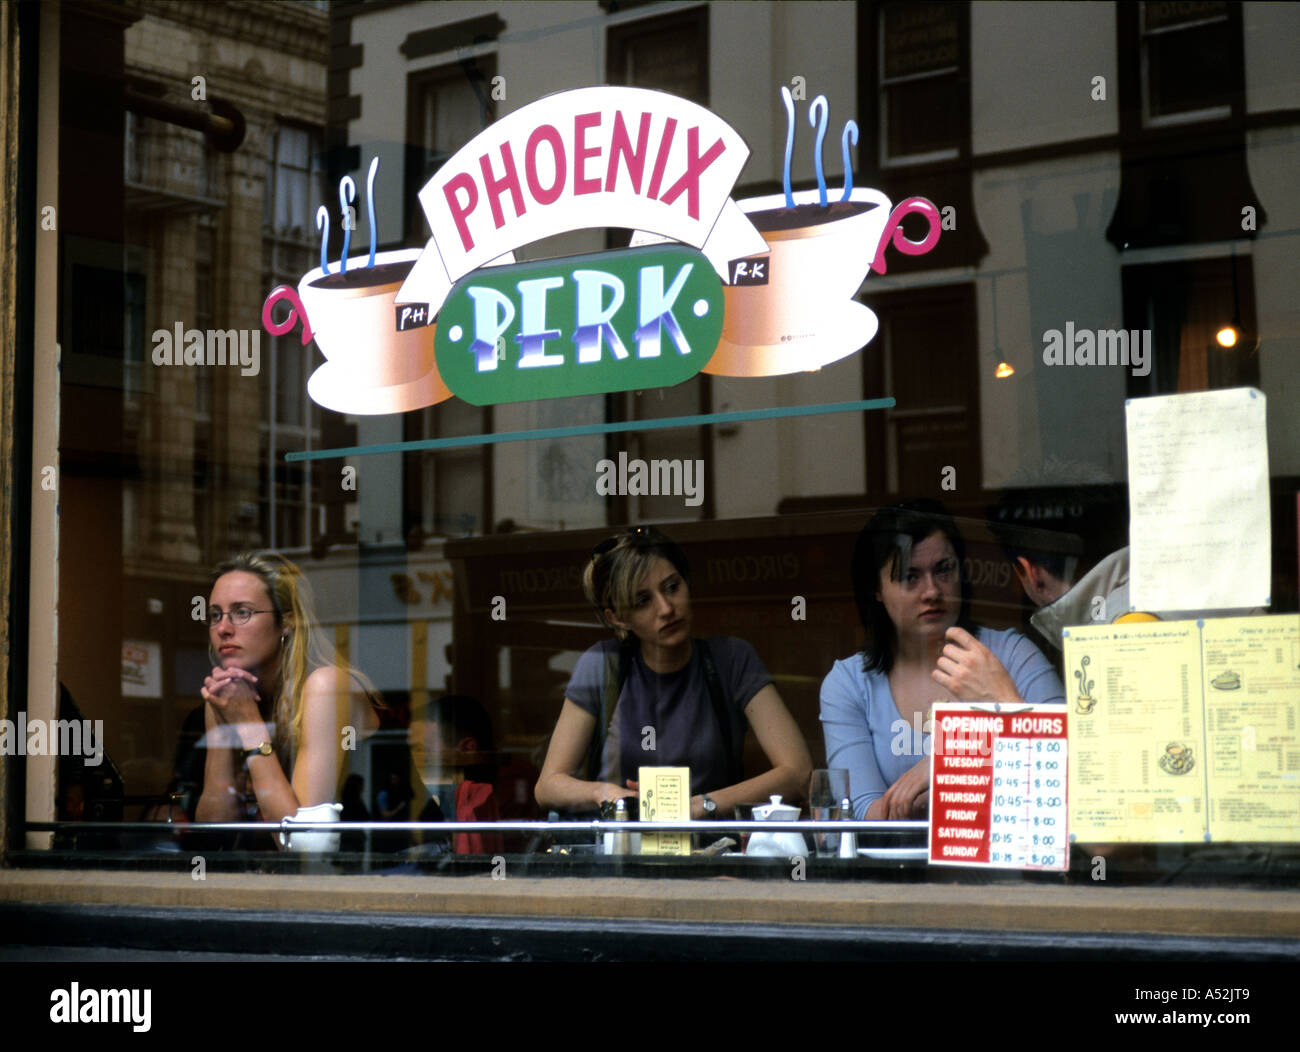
[50,984,151,1032]
[152,323,261,376]
[0,712,104,766]
[1042,324,1151,376]
[596,452,704,507]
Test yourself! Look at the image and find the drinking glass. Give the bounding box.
[809,768,850,857]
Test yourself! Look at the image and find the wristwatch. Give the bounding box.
[700,794,717,818]
[242,740,273,762]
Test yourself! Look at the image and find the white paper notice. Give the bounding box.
[1127,388,1269,611]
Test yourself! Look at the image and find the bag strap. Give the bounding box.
[697,639,743,787]
[586,641,632,783]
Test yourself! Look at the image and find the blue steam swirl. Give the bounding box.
[365,156,379,269]
[840,120,858,201]
[780,86,795,208]
[810,95,828,207]
[338,176,356,275]
[316,206,330,275]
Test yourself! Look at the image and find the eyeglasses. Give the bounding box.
[208,606,274,627]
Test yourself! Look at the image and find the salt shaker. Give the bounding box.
[837,796,857,858]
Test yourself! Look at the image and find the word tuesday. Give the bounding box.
[443,110,728,252]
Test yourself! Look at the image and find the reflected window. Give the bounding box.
[1142,0,1233,125]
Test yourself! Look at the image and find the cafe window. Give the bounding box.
[878,1,961,165]
[7,0,1299,922]
[1141,0,1234,126]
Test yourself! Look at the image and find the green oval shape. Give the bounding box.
[434,244,723,406]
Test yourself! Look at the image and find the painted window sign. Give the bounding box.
[261,84,941,415]
[434,245,722,406]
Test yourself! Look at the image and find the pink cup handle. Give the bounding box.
[262,285,314,346]
[870,197,941,275]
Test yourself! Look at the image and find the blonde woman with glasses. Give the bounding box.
[195,552,381,832]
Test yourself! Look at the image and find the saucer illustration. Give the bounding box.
[307,358,451,415]
[1210,670,1241,691]
[704,299,878,377]
[1157,742,1194,776]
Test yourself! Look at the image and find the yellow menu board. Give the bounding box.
[639,766,691,855]
[1065,615,1299,842]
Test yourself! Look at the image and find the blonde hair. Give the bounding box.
[211,552,379,770]
[582,527,692,642]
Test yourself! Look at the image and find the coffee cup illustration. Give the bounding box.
[1158,742,1194,776]
[705,188,939,377]
[292,248,451,415]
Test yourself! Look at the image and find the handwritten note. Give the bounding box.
[1065,615,1299,842]
[639,766,691,855]
[1126,388,1269,611]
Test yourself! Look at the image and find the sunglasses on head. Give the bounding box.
[591,526,653,561]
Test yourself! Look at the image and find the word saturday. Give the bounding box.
[152,323,261,377]
[50,984,151,1032]
[596,452,704,507]
[0,712,104,766]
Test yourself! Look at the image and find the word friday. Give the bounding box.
[50,984,151,1032]
[152,323,261,376]
[596,453,704,507]
[0,713,104,765]
[1042,324,1151,376]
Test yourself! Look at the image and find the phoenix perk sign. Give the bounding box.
[397,86,767,317]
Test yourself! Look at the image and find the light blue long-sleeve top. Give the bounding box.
[820,627,1065,819]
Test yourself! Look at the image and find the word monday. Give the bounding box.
[1042,323,1151,376]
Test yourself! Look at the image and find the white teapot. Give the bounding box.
[745,795,808,858]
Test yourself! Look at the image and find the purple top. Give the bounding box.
[565,637,773,796]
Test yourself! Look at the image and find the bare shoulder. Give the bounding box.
[302,666,380,729]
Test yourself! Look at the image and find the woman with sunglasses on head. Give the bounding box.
[195,552,381,832]
[821,501,1064,822]
[536,527,812,819]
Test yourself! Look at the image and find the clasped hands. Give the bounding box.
[202,666,269,749]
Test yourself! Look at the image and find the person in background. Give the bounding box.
[536,526,811,819]
[410,693,504,855]
[821,501,1065,821]
[195,552,381,839]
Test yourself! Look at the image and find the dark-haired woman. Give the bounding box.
[536,527,811,819]
[821,502,1063,821]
